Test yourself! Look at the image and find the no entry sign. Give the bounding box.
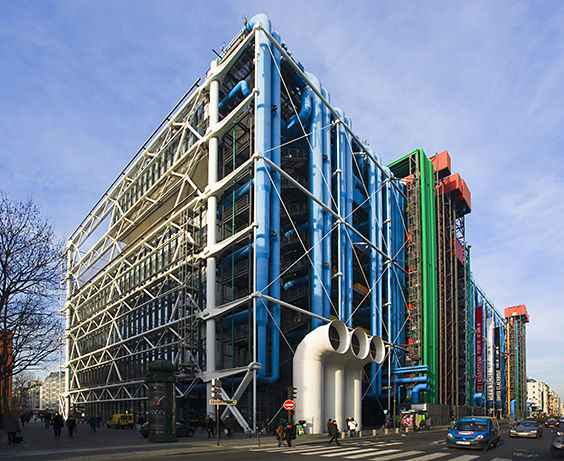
[283,399,295,411]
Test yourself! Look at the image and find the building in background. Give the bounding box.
[40,372,63,411]
[549,390,561,416]
[505,305,529,419]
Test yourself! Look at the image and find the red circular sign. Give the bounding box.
[283,400,295,410]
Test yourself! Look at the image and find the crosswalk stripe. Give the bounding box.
[489,458,512,461]
[321,448,392,457]
[300,445,352,455]
[369,451,423,460]
[447,456,479,461]
[277,445,335,453]
[408,453,450,461]
[344,449,401,459]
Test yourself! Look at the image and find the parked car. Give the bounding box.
[106,413,134,429]
[546,419,560,428]
[552,430,564,458]
[446,417,500,451]
[139,421,196,438]
[510,420,543,438]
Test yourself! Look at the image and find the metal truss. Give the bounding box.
[63,20,396,427]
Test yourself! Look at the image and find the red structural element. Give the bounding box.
[453,237,465,264]
[504,305,530,323]
[437,173,472,215]
[430,150,451,179]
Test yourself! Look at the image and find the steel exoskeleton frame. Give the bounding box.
[63,14,405,430]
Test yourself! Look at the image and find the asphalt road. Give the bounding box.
[1,420,561,460]
[169,423,562,461]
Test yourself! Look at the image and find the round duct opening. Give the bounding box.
[327,320,348,353]
[351,334,360,355]
[350,328,369,359]
[369,335,386,364]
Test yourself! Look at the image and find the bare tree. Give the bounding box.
[0,193,62,414]
[11,372,38,409]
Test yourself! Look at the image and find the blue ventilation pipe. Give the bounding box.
[384,376,428,385]
[285,89,313,139]
[394,366,429,374]
[283,222,308,239]
[250,13,272,382]
[307,72,324,329]
[283,275,308,290]
[264,29,282,384]
[222,181,251,210]
[218,80,250,113]
[412,383,428,404]
[321,86,332,320]
[344,117,353,327]
[367,147,383,397]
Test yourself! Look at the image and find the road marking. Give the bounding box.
[407,453,450,461]
[344,449,401,459]
[321,448,394,457]
[447,456,480,461]
[489,458,513,461]
[369,451,423,460]
[256,445,333,453]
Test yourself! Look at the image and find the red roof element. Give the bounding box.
[437,173,472,216]
[430,150,451,179]
[504,304,529,323]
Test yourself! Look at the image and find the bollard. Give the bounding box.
[385,428,389,435]
[372,429,377,436]
[395,427,399,434]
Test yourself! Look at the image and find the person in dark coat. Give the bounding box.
[328,420,340,445]
[53,412,64,437]
[326,418,333,435]
[5,414,21,445]
[66,416,77,437]
[284,423,296,448]
[205,416,215,438]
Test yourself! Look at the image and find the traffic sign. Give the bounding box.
[283,399,295,410]
[209,399,237,406]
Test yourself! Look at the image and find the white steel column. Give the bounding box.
[64,248,72,419]
[206,64,219,418]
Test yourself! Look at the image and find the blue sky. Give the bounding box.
[1,1,563,397]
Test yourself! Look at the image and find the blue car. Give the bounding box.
[446,417,500,450]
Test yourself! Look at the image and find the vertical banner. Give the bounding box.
[486,317,494,403]
[475,306,483,393]
[494,326,501,404]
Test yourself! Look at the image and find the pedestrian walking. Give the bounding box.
[326,418,333,435]
[284,423,296,448]
[205,416,215,438]
[5,413,21,445]
[224,414,233,437]
[347,417,358,437]
[328,420,341,445]
[53,412,64,438]
[88,416,97,432]
[66,416,77,437]
[276,422,286,447]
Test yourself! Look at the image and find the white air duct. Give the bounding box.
[294,320,348,434]
[336,328,369,430]
[344,334,385,429]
